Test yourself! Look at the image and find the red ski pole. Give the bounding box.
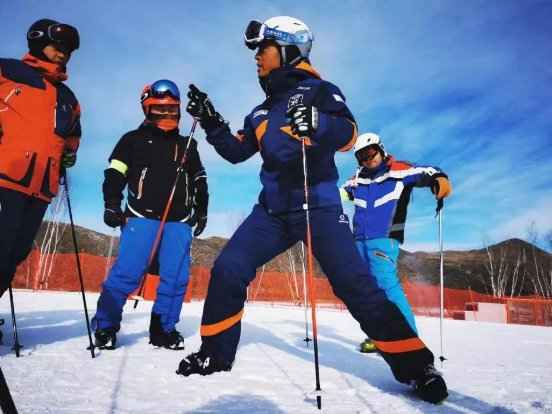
[300,136,322,410]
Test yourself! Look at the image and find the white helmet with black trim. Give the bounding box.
[244,16,313,66]
[353,133,387,163]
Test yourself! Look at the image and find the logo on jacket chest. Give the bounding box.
[338,214,349,225]
[287,93,304,109]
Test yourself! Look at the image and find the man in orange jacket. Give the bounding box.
[0,19,81,298]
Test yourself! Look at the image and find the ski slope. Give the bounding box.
[1,290,551,413]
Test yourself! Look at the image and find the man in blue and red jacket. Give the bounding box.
[0,19,81,298]
[341,132,452,353]
[177,16,448,404]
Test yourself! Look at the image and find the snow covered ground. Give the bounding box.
[1,290,551,414]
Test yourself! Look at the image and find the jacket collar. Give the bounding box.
[259,61,321,98]
[22,53,68,83]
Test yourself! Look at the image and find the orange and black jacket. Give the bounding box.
[0,55,81,202]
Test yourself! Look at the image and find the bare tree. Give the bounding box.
[480,228,549,298]
[525,222,552,298]
[482,236,510,297]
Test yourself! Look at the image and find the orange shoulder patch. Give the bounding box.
[389,160,413,171]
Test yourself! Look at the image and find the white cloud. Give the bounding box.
[488,196,552,243]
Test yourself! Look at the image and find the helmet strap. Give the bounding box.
[278,45,303,67]
[29,46,50,62]
[284,46,302,66]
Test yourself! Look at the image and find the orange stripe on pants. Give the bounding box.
[372,337,426,354]
[200,309,244,337]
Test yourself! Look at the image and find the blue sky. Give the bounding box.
[2,1,551,252]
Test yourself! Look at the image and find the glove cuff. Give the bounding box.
[201,112,227,134]
[105,199,122,210]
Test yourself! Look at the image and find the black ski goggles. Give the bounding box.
[244,20,310,50]
[28,23,80,52]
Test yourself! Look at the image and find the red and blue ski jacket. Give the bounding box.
[342,157,447,243]
[205,62,357,214]
[0,54,81,202]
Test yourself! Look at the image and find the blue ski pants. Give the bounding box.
[0,188,48,297]
[200,204,434,383]
[92,217,192,333]
[356,238,417,334]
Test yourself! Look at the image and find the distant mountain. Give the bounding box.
[400,238,551,296]
[35,222,551,296]
[34,221,119,257]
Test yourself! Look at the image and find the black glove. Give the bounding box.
[61,150,77,168]
[286,104,319,138]
[186,84,226,133]
[189,210,207,237]
[104,203,124,228]
[193,216,207,237]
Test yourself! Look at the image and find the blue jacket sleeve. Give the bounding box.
[205,115,259,164]
[311,82,357,152]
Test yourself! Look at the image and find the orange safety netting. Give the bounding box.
[12,250,552,327]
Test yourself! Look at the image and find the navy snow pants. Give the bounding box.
[92,217,192,333]
[0,188,48,297]
[200,204,434,383]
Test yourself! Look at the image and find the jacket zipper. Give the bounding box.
[184,173,189,209]
[137,167,148,199]
[3,87,20,104]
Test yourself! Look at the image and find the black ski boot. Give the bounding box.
[0,318,4,345]
[413,364,448,404]
[176,347,232,377]
[94,327,117,350]
[149,313,184,350]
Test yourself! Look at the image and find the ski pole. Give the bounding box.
[300,242,311,346]
[0,366,18,414]
[133,120,198,309]
[300,136,322,410]
[437,203,446,366]
[8,285,22,357]
[103,229,116,281]
[63,170,95,358]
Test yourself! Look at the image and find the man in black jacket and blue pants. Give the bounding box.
[92,79,208,350]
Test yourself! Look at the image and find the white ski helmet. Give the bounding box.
[353,133,387,163]
[244,16,313,65]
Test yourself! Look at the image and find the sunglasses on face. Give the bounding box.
[356,147,380,162]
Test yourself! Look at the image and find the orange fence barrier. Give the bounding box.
[506,298,552,326]
[13,250,552,327]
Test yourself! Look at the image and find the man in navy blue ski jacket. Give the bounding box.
[176,16,448,404]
